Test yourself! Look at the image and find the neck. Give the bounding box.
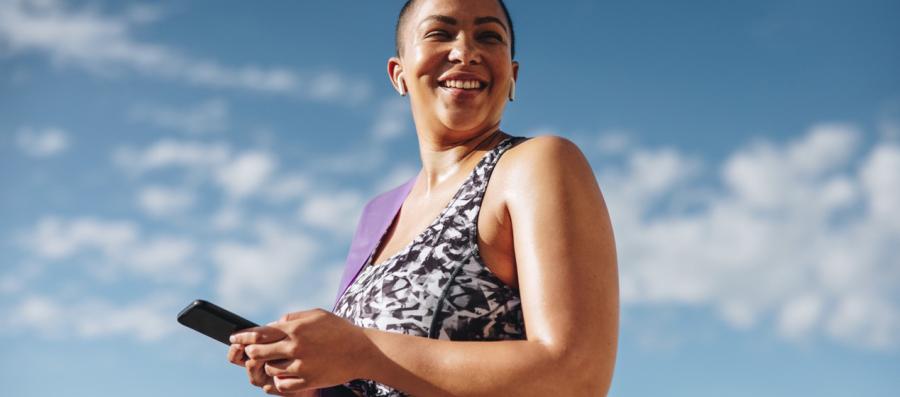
[414,123,506,194]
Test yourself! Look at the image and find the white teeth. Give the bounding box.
[442,80,482,90]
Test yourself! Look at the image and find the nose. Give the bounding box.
[448,34,481,65]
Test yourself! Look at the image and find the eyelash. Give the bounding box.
[425,30,503,43]
[479,32,503,42]
[425,30,450,38]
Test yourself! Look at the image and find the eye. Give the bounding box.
[425,30,450,39]
[478,31,504,43]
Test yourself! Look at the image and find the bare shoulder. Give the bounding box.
[500,134,599,199]
[505,134,585,161]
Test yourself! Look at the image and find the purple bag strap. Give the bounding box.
[331,176,416,310]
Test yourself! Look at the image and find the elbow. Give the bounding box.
[538,340,616,396]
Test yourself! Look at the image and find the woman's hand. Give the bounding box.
[228,327,318,396]
[230,308,374,394]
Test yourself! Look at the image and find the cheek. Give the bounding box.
[410,46,446,79]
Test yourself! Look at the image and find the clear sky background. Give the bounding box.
[1,0,898,395]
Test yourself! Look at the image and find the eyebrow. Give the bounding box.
[419,15,509,33]
[474,16,508,33]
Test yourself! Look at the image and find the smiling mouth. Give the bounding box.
[438,79,488,90]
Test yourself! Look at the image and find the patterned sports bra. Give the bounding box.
[332,135,529,396]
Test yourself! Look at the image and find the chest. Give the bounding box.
[369,167,518,289]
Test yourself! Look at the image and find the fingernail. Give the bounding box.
[229,335,236,343]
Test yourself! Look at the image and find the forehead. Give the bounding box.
[409,0,507,26]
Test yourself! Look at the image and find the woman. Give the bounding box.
[227,0,619,396]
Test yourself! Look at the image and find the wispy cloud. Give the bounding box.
[19,216,201,284]
[113,139,278,200]
[0,0,370,102]
[297,190,366,237]
[211,220,319,313]
[6,293,181,341]
[129,98,229,134]
[137,185,195,217]
[15,126,69,157]
[604,123,900,350]
[214,150,277,199]
[595,129,633,155]
[372,97,411,141]
[373,163,418,193]
[263,173,313,204]
[112,139,231,175]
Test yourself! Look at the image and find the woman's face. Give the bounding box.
[391,0,518,136]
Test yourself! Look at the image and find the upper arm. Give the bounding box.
[504,135,619,384]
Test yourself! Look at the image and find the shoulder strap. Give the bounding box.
[331,176,416,309]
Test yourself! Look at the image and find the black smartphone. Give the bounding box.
[177,299,258,345]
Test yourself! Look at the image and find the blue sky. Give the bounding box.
[1,0,898,395]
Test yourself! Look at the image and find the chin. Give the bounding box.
[440,117,486,132]
[437,109,490,132]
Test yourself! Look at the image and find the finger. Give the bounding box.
[274,376,308,393]
[245,359,270,387]
[245,340,294,361]
[265,359,302,377]
[265,359,303,376]
[263,380,299,396]
[227,344,246,366]
[262,378,279,395]
[230,326,288,345]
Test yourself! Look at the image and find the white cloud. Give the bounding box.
[112,139,231,175]
[128,237,199,282]
[211,221,319,313]
[311,143,388,175]
[613,147,701,207]
[211,202,243,232]
[826,294,900,350]
[722,123,860,210]
[114,139,282,201]
[0,0,369,102]
[373,163,418,194]
[372,97,411,141]
[603,123,900,350]
[786,123,860,176]
[24,216,138,260]
[308,71,372,104]
[0,276,23,294]
[263,173,313,203]
[777,293,824,340]
[15,126,68,157]
[596,130,632,155]
[137,185,195,217]
[215,150,277,198]
[859,144,900,227]
[298,190,366,237]
[129,98,228,134]
[19,216,199,284]
[7,293,181,342]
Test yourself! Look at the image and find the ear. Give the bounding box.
[511,60,520,82]
[387,57,404,94]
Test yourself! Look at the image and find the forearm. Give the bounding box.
[358,328,603,397]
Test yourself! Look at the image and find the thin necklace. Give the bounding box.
[456,129,506,166]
